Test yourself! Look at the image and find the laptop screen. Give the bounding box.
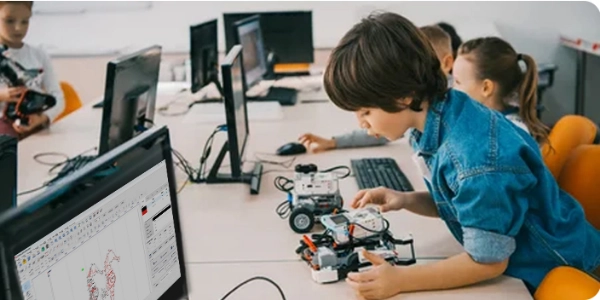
[13,160,181,300]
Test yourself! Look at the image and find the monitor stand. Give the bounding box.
[205,141,263,195]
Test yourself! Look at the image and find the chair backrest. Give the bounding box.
[534,266,599,300]
[541,115,597,179]
[54,81,83,122]
[558,145,600,229]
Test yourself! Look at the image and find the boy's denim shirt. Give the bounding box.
[409,89,600,291]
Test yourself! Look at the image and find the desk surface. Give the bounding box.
[186,260,531,300]
[15,86,530,298]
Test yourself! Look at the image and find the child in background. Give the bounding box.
[299,25,454,153]
[323,12,599,299]
[0,1,64,138]
[452,37,548,142]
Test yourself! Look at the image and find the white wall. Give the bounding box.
[25,1,600,124]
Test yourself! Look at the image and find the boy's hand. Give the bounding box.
[351,187,405,212]
[13,113,49,135]
[346,250,403,300]
[298,133,336,153]
[0,87,26,102]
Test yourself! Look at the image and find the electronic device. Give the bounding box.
[276,142,306,156]
[351,158,414,192]
[0,46,56,126]
[0,134,17,213]
[276,164,349,233]
[224,11,314,66]
[0,126,190,300]
[52,46,162,184]
[205,45,263,195]
[232,15,298,106]
[295,207,416,284]
[190,19,223,98]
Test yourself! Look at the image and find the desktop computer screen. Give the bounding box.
[222,45,249,175]
[224,11,314,64]
[99,45,162,155]
[0,126,189,300]
[205,45,262,194]
[189,19,219,94]
[232,15,268,89]
[0,134,17,212]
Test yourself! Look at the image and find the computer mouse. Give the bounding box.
[276,142,306,156]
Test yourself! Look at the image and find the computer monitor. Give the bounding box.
[224,11,314,64]
[205,45,262,195]
[0,134,17,212]
[99,45,161,155]
[231,15,269,89]
[189,19,222,96]
[0,126,190,300]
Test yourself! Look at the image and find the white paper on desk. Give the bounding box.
[182,102,284,124]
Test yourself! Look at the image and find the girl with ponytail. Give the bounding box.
[452,37,549,144]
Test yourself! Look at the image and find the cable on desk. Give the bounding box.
[320,165,352,179]
[17,184,47,197]
[219,276,286,300]
[33,152,69,166]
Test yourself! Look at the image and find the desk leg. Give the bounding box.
[575,51,587,115]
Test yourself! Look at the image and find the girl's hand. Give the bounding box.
[351,187,406,212]
[346,250,403,300]
[0,87,26,102]
[298,133,336,153]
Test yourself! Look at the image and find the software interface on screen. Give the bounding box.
[237,19,266,88]
[14,161,180,300]
[230,53,248,158]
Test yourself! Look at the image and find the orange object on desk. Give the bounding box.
[274,63,310,74]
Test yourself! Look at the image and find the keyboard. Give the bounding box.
[50,155,96,184]
[351,158,414,192]
[248,87,297,106]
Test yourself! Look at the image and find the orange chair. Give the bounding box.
[557,145,600,229]
[534,266,599,300]
[54,81,83,122]
[541,115,597,180]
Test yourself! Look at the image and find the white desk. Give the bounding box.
[14,88,531,299]
[185,260,531,300]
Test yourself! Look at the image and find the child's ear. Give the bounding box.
[482,79,495,98]
[442,54,454,75]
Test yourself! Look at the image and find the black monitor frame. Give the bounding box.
[205,45,262,195]
[0,126,189,300]
[0,134,17,213]
[99,45,162,156]
[189,19,223,98]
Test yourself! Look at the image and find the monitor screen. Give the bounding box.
[190,19,218,94]
[0,127,187,300]
[0,135,17,212]
[234,16,267,89]
[99,45,161,155]
[13,161,179,300]
[224,11,314,64]
[221,45,249,178]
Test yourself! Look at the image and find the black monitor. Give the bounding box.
[99,45,161,155]
[224,11,314,64]
[189,19,223,97]
[205,45,262,195]
[232,15,269,89]
[0,126,190,300]
[0,134,17,212]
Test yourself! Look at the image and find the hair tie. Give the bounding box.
[516,53,523,61]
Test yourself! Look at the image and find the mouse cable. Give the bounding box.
[219,276,286,300]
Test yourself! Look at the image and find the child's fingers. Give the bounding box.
[351,190,368,208]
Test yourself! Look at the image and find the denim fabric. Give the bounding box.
[409,89,600,290]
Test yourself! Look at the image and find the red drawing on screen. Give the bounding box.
[87,250,120,300]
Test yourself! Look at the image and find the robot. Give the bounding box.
[0,45,56,126]
[295,206,416,283]
[276,164,346,233]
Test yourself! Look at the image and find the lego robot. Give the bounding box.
[0,45,56,126]
[295,207,416,283]
[276,164,347,233]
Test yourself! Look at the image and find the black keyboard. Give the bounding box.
[248,87,297,106]
[351,158,414,192]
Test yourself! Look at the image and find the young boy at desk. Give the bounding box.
[323,12,600,300]
[299,25,454,153]
[0,1,64,139]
